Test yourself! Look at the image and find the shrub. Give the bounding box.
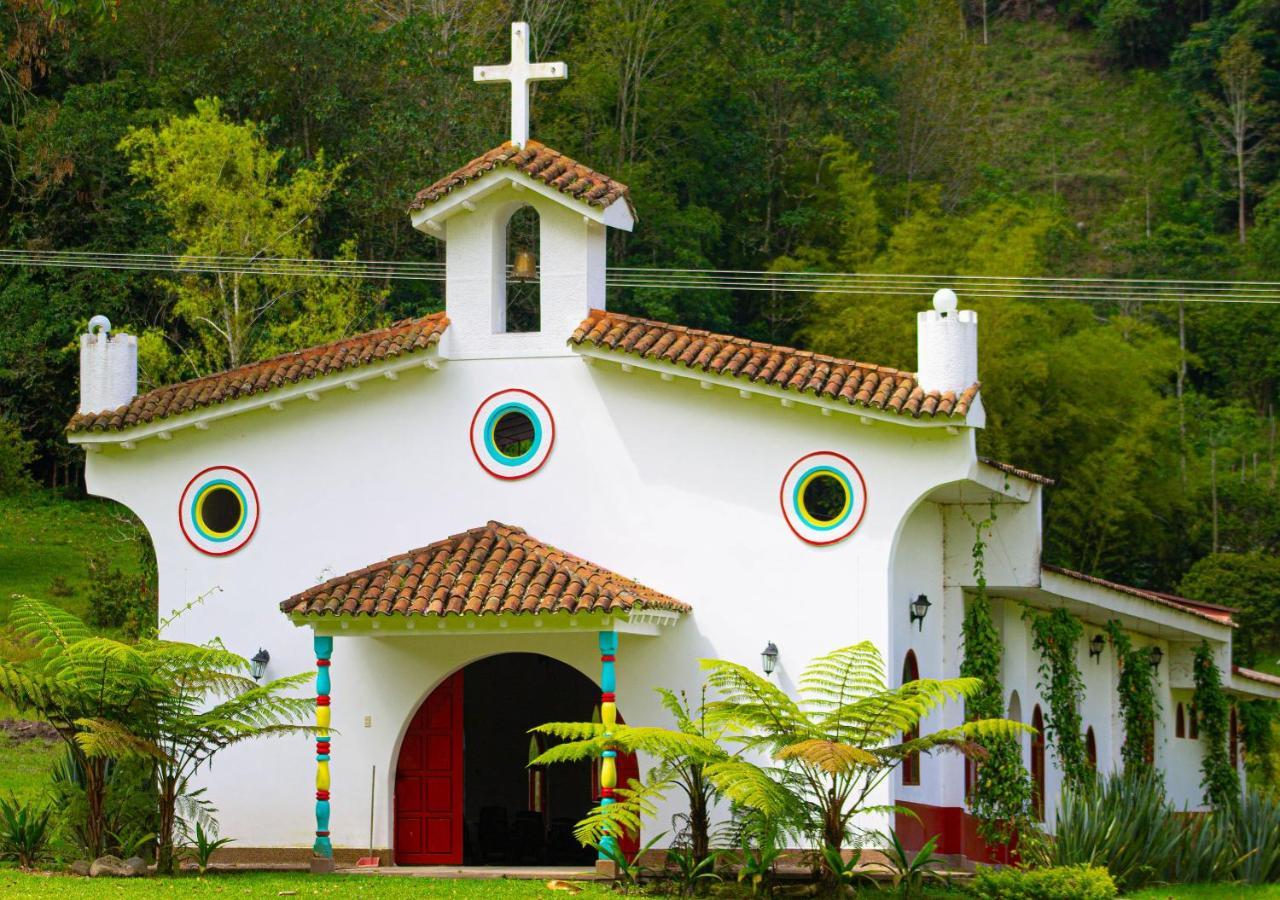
[0,416,34,496]
[84,552,153,637]
[971,864,1117,899]
[1049,769,1181,891]
[0,794,54,869]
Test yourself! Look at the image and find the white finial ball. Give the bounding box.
[932,288,958,314]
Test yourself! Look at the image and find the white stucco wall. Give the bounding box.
[84,349,976,852]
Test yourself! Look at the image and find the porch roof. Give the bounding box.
[281,521,690,628]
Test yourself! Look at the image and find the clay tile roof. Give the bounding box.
[1234,666,1280,687]
[281,522,690,620]
[67,312,448,434]
[409,141,635,219]
[978,456,1056,486]
[1043,565,1235,626]
[570,309,978,420]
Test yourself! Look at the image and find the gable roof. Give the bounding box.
[409,140,635,219]
[570,309,978,419]
[67,312,448,434]
[978,456,1055,486]
[281,521,690,620]
[1043,565,1235,626]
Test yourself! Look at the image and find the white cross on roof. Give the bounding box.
[474,22,567,150]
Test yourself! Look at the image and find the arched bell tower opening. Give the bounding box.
[502,205,541,333]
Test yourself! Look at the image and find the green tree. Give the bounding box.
[119,97,372,375]
[1180,552,1280,667]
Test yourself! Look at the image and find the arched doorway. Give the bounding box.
[394,653,636,866]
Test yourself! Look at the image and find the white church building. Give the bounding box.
[67,24,1280,868]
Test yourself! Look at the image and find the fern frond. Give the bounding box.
[74,717,165,761]
[572,777,668,846]
[775,739,878,774]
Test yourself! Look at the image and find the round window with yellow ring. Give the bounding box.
[180,466,259,555]
[780,451,867,545]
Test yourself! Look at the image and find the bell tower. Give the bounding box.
[408,23,635,359]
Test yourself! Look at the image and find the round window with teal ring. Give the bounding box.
[470,389,555,479]
[179,466,259,555]
[780,451,867,545]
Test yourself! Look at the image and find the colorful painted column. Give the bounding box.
[313,635,333,858]
[598,631,618,860]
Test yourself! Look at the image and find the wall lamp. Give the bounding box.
[909,594,932,632]
[250,648,271,681]
[1089,634,1106,663]
[761,642,779,676]
[1149,646,1164,670]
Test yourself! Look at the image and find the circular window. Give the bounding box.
[470,389,555,479]
[780,451,867,545]
[179,466,259,555]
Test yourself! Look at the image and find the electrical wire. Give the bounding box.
[3,248,1280,305]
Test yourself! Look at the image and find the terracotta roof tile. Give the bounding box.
[1043,565,1235,626]
[281,522,690,620]
[977,456,1056,486]
[1234,666,1280,687]
[67,312,448,434]
[570,310,977,419]
[409,141,634,219]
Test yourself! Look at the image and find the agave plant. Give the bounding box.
[697,643,1028,886]
[1051,769,1183,891]
[1233,791,1280,884]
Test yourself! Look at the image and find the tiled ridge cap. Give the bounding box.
[281,521,690,619]
[1042,565,1235,627]
[570,309,977,420]
[409,140,634,219]
[1234,665,1280,687]
[977,456,1055,486]
[67,312,449,434]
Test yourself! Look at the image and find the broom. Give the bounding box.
[356,765,381,867]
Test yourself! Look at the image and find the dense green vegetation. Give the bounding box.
[1,1,1279,653]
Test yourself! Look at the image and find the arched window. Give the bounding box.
[1176,703,1186,738]
[1031,705,1046,821]
[503,205,541,333]
[527,734,547,819]
[901,651,921,786]
[1230,705,1239,769]
[1085,726,1097,770]
[1189,703,1199,740]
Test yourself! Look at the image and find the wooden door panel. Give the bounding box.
[395,671,464,865]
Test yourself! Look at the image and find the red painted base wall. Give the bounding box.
[895,800,1016,866]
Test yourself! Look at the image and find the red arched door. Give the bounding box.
[395,671,464,865]
[1031,705,1046,821]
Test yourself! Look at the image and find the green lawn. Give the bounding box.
[0,729,62,805]
[1128,886,1280,898]
[0,491,143,625]
[0,871,620,898]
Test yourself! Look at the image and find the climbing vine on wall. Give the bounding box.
[960,501,1032,844]
[1027,607,1089,790]
[1106,621,1160,776]
[1239,700,1277,789]
[1193,640,1237,811]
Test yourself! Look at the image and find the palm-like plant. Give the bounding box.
[0,597,166,857]
[699,642,1029,882]
[532,688,730,863]
[0,597,315,869]
[147,642,315,873]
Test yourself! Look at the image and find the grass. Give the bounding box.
[1128,887,1280,898]
[0,730,62,806]
[0,490,144,625]
[0,871,620,898]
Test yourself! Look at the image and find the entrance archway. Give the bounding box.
[394,653,637,866]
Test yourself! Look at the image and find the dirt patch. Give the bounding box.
[0,718,59,743]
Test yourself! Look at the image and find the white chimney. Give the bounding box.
[79,315,137,415]
[917,289,977,395]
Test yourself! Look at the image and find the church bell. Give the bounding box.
[512,249,538,281]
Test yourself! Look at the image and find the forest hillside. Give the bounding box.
[1,1,1278,665]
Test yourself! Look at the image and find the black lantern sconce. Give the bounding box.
[761,642,779,676]
[909,594,932,632]
[1149,646,1164,670]
[1089,634,1106,664]
[250,648,271,681]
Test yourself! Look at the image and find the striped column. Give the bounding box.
[598,631,618,859]
[313,635,333,858]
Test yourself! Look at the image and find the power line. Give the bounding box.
[3,248,1280,305]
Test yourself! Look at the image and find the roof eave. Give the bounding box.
[410,167,635,239]
[1034,568,1234,640]
[572,343,977,430]
[67,346,444,447]
[287,606,683,637]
